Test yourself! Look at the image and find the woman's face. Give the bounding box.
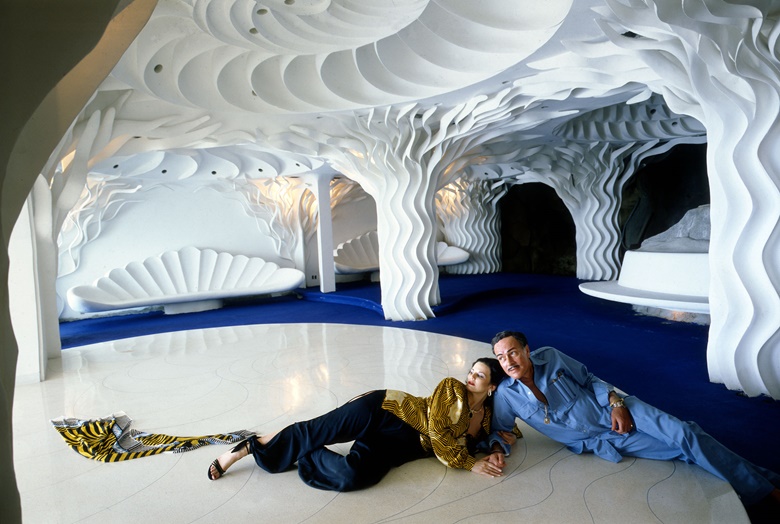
[466,362,494,396]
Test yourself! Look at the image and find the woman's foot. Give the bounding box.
[207,438,252,480]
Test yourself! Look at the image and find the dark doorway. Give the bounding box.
[621,143,709,251]
[499,183,576,275]
[498,144,708,276]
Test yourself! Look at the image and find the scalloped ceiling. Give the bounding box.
[80,0,697,178]
[112,0,574,115]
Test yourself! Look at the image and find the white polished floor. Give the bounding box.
[13,323,748,523]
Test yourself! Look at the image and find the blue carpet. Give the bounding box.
[59,273,779,473]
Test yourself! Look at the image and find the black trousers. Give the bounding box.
[248,390,428,491]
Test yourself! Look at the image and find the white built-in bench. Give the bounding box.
[579,205,711,315]
[66,247,306,315]
[578,251,709,314]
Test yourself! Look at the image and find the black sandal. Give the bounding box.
[207,436,254,480]
[207,458,226,480]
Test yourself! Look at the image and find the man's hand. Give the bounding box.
[497,430,516,446]
[487,451,505,469]
[608,391,634,434]
[471,455,504,477]
[610,405,634,434]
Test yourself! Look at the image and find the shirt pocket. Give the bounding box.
[548,369,578,412]
[514,400,541,419]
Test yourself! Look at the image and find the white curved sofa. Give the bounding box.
[66,247,306,315]
[333,231,469,276]
[579,206,711,315]
[579,251,709,314]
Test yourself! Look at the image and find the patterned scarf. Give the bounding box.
[51,412,253,462]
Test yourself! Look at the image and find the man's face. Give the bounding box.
[493,336,532,381]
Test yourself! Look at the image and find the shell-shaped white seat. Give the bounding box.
[436,242,469,266]
[333,231,380,274]
[66,247,305,314]
[333,232,469,274]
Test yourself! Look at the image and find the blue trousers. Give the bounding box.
[611,397,780,505]
[248,390,428,491]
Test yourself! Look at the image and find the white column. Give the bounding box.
[304,172,336,293]
[9,196,45,384]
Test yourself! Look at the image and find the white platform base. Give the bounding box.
[580,280,710,314]
[580,251,710,314]
[163,299,223,315]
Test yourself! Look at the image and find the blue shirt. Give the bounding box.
[489,346,780,504]
[491,346,626,462]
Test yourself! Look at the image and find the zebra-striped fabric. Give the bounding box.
[51,411,253,462]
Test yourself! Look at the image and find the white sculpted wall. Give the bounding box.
[11,2,780,522]
[1,1,158,518]
[55,152,377,320]
[56,185,285,318]
[524,0,780,397]
[9,0,780,412]
[267,90,571,320]
[436,177,508,275]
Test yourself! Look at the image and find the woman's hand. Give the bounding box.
[471,455,504,478]
[488,451,505,468]
[497,430,516,446]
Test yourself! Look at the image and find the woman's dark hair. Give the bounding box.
[472,357,506,407]
[472,357,506,388]
[491,330,528,349]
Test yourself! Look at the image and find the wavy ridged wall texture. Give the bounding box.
[267,92,547,320]
[495,142,634,280]
[31,0,780,400]
[555,94,706,143]
[592,1,780,398]
[436,177,507,274]
[511,0,780,397]
[444,96,707,281]
[57,149,319,279]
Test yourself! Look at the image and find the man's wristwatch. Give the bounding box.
[609,396,626,409]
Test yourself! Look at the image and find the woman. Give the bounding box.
[207,357,518,491]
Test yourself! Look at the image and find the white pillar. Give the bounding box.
[8,196,45,384]
[303,172,336,293]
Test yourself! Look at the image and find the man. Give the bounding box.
[487,330,780,515]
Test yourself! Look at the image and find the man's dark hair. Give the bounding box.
[491,330,528,349]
